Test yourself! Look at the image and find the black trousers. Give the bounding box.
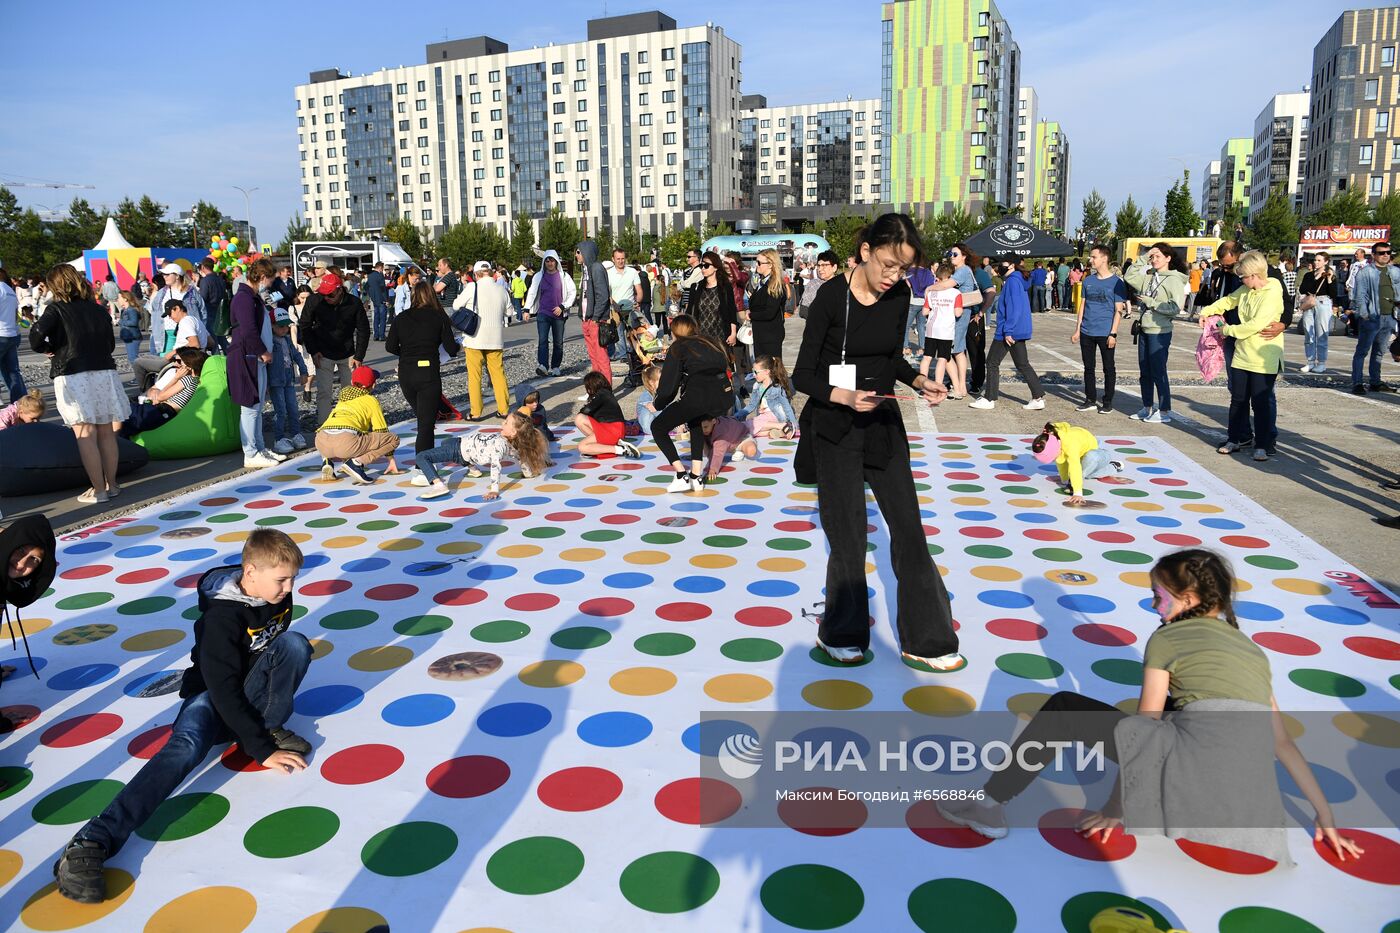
[966,314,987,395]
[399,365,441,453]
[650,397,717,466]
[982,338,1044,402]
[985,691,1123,803]
[1079,335,1116,406]
[813,433,958,658]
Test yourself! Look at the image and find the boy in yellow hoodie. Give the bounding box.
[314,366,403,483]
[1031,421,1123,506]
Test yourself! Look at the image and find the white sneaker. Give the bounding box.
[615,440,641,459]
[936,797,1008,840]
[410,472,432,487]
[273,438,295,455]
[577,393,590,402]
[1129,406,1150,420]
[320,459,339,480]
[666,473,696,493]
[466,467,484,478]
[261,448,288,462]
[968,397,995,410]
[815,636,865,664]
[417,481,451,500]
[1022,397,1046,410]
[731,450,746,463]
[243,453,280,469]
[1144,410,1170,423]
[903,651,968,672]
[291,433,308,449]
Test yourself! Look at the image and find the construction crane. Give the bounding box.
[2,181,95,189]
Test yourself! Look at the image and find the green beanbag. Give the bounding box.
[133,355,241,459]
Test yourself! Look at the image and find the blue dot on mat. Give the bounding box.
[1200,518,1245,530]
[324,489,357,499]
[919,509,937,519]
[1057,594,1117,614]
[1076,514,1119,526]
[1137,597,1157,614]
[235,484,272,494]
[294,684,364,716]
[49,663,120,691]
[382,693,455,727]
[942,461,975,469]
[344,557,391,573]
[477,702,552,737]
[122,671,182,698]
[748,580,800,598]
[114,545,162,559]
[1387,769,1400,797]
[1276,760,1356,802]
[604,572,653,589]
[577,711,653,747]
[566,498,602,508]
[516,496,552,505]
[682,719,757,756]
[468,564,518,581]
[301,554,331,571]
[1305,604,1369,626]
[674,575,725,594]
[369,490,405,500]
[64,541,111,555]
[955,510,996,522]
[1015,512,1056,524]
[671,501,708,512]
[1234,601,1285,622]
[781,506,819,516]
[725,504,763,514]
[978,590,1035,609]
[1139,467,1172,475]
[279,487,316,497]
[169,548,217,562]
[404,561,452,576]
[11,655,47,674]
[534,568,584,585]
[1136,516,1181,528]
[618,500,654,510]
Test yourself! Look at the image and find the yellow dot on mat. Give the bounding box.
[704,673,773,703]
[624,550,670,565]
[0,849,21,887]
[1119,571,1151,589]
[145,886,258,933]
[864,562,877,575]
[735,490,771,500]
[308,638,334,661]
[1114,697,1140,715]
[972,565,1021,582]
[1122,501,1163,512]
[348,646,414,672]
[377,538,423,551]
[560,548,606,562]
[802,679,873,710]
[323,536,367,549]
[1005,692,1052,719]
[635,486,667,497]
[1333,712,1400,748]
[534,483,569,493]
[1182,503,1223,514]
[916,495,934,505]
[288,908,390,933]
[1272,577,1331,596]
[114,524,157,537]
[436,541,481,556]
[986,453,1014,461]
[20,869,135,929]
[1280,713,1305,740]
[518,660,586,688]
[758,557,805,573]
[1234,578,1253,592]
[903,685,976,717]
[287,533,312,545]
[788,491,818,502]
[215,531,251,544]
[691,553,737,569]
[497,544,543,559]
[610,666,678,696]
[583,484,618,495]
[1125,456,1157,464]
[121,629,185,652]
[951,496,989,506]
[1008,498,1047,509]
[17,617,51,634]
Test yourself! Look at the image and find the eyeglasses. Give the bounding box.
[700,262,715,269]
[1376,251,1392,257]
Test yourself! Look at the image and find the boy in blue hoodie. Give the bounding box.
[969,259,1046,411]
[269,307,309,453]
[55,529,313,903]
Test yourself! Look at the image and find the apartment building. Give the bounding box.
[1250,90,1310,215]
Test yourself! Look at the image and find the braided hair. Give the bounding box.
[1030,422,1059,457]
[1149,548,1238,627]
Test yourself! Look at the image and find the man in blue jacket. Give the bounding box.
[969,258,1045,410]
[366,262,390,341]
[1349,240,1400,394]
[1029,261,1048,313]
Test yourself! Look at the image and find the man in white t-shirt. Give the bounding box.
[606,248,642,310]
[131,298,210,390]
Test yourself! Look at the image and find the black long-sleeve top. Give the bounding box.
[684,280,739,343]
[654,336,733,415]
[386,304,458,373]
[300,290,370,361]
[29,299,117,378]
[747,282,787,346]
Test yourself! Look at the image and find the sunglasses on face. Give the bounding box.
[1377,251,1392,257]
[700,262,715,269]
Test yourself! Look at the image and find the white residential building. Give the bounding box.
[1251,90,1310,216]
[1014,86,1039,218]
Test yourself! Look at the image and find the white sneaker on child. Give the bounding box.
[466,467,485,478]
[666,473,695,493]
[731,451,746,463]
[417,481,451,500]
[409,472,431,487]
[936,797,1008,839]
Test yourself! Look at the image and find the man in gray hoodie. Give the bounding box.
[575,239,615,391]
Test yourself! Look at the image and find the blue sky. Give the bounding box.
[0,0,1371,244]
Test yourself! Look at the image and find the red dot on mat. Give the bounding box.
[657,602,711,622]
[580,597,634,617]
[910,471,929,480]
[1219,535,1269,549]
[321,744,405,785]
[1153,533,1201,547]
[388,506,428,516]
[716,519,757,531]
[545,512,585,523]
[366,583,418,601]
[945,472,979,481]
[737,606,791,627]
[654,777,742,825]
[1149,477,1188,487]
[1088,531,1134,544]
[1252,632,1321,656]
[339,503,376,514]
[752,466,783,475]
[427,755,511,798]
[1312,829,1400,885]
[434,587,486,607]
[569,461,601,470]
[1,705,41,731]
[778,786,868,836]
[60,565,111,580]
[1038,807,1137,861]
[1104,439,1135,446]
[492,509,530,520]
[977,436,1006,443]
[117,568,168,585]
[1342,636,1400,661]
[200,496,237,507]
[441,507,479,518]
[537,766,624,812]
[291,501,329,512]
[220,745,266,772]
[996,473,1031,482]
[601,514,640,525]
[41,713,123,749]
[175,573,203,589]
[905,800,993,849]
[506,593,559,612]
[300,580,352,597]
[128,725,170,759]
[245,499,283,510]
[776,521,816,533]
[986,618,1048,641]
[960,526,1003,539]
[1073,623,1137,647]
[1176,838,1278,874]
[1024,529,1070,542]
[922,525,940,537]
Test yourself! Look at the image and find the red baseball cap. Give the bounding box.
[351,365,378,388]
[316,272,343,295]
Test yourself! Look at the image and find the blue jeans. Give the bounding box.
[1301,296,1331,365]
[0,335,25,402]
[416,437,464,484]
[124,340,141,364]
[1228,367,1278,450]
[75,632,312,857]
[536,314,565,370]
[1030,285,1046,313]
[1138,331,1172,412]
[270,383,300,440]
[511,296,524,322]
[372,301,388,339]
[637,403,657,437]
[239,362,268,458]
[1352,314,1396,386]
[1080,448,1114,483]
[905,302,925,352]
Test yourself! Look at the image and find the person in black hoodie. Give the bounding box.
[387,279,459,457]
[0,514,57,688]
[648,314,735,493]
[55,529,313,904]
[300,271,371,425]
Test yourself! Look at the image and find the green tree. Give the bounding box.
[1312,187,1371,225]
[507,211,536,269]
[188,200,225,246]
[700,218,733,240]
[114,195,177,248]
[380,216,425,261]
[1371,191,1400,231]
[1113,195,1146,243]
[50,197,108,260]
[823,209,874,264]
[323,219,350,241]
[539,207,582,271]
[1080,190,1111,244]
[1220,201,1248,243]
[0,208,53,272]
[919,205,979,259]
[276,213,312,254]
[616,217,641,258]
[1146,206,1164,238]
[1163,171,1201,237]
[593,226,615,261]
[436,218,506,270]
[658,225,701,269]
[1246,187,1301,254]
[0,186,20,236]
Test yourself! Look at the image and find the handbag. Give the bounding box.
[450,284,481,337]
[597,313,619,347]
[737,322,754,345]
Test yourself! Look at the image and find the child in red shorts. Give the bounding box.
[574,371,641,458]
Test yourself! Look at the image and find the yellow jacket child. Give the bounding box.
[1032,421,1123,504]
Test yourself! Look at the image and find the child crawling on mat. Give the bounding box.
[415,412,552,501]
[1032,421,1123,506]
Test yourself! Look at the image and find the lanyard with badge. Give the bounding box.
[829,285,858,391]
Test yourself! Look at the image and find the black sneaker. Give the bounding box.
[270,728,312,756]
[343,459,375,485]
[616,440,642,459]
[54,839,107,903]
[1075,401,1097,412]
[535,366,548,377]
[1109,460,1124,473]
[1097,403,1112,414]
[1374,515,1400,530]
[1352,384,1368,395]
[1370,382,1395,393]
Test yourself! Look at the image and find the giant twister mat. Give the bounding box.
[0,427,1396,933]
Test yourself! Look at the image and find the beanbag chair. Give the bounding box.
[133,355,241,459]
[0,422,149,496]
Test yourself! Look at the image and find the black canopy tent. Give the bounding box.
[963,217,1076,260]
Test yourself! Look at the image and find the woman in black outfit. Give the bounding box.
[747,248,789,363]
[386,280,458,458]
[649,314,735,493]
[792,213,964,671]
[685,250,739,388]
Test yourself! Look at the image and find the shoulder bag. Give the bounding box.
[450,284,481,337]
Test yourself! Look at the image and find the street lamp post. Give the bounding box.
[232,186,259,250]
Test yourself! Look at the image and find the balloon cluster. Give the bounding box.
[207,234,247,276]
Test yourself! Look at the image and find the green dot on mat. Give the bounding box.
[582,530,625,543]
[1113,447,1147,454]
[1219,906,1324,933]
[551,626,613,650]
[118,596,177,616]
[809,646,873,667]
[0,767,33,800]
[306,517,347,528]
[1032,547,1082,562]
[1001,485,1038,494]
[619,851,721,913]
[182,606,201,621]
[290,606,307,621]
[938,443,968,450]
[466,524,509,536]
[705,476,727,486]
[255,515,296,526]
[766,538,811,551]
[486,836,585,895]
[472,619,531,643]
[1165,489,1205,500]
[56,592,113,611]
[393,614,453,636]
[357,519,398,531]
[761,864,864,930]
[913,483,931,492]
[361,821,458,876]
[646,474,675,484]
[982,444,1011,451]
[703,535,747,548]
[721,638,784,662]
[1103,550,1153,565]
[909,878,1016,933]
[642,532,685,545]
[948,483,985,493]
[1391,673,1400,692]
[411,522,453,534]
[743,477,778,486]
[966,545,1012,559]
[1288,668,1365,698]
[523,526,565,539]
[243,806,340,858]
[136,792,230,842]
[634,632,696,656]
[995,653,1065,680]
[926,544,944,556]
[1061,892,1172,932]
[321,609,379,631]
[1381,921,1400,933]
[1245,554,1298,570]
[159,510,201,521]
[1093,658,1144,686]
[1109,488,1149,498]
[207,513,246,524]
[553,472,585,481]
[866,542,878,553]
[32,779,124,825]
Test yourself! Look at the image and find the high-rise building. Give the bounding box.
[1032,120,1069,234]
[881,0,1018,214]
[1014,87,1038,218]
[1201,159,1223,224]
[293,12,741,239]
[1251,91,1310,216]
[1302,7,1400,214]
[1221,137,1253,219]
